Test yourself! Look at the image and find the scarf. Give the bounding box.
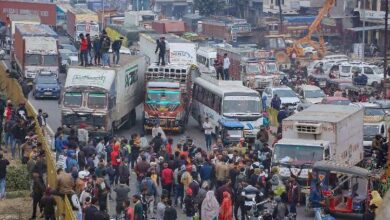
[201,191,220,220]
[218,191,232,220]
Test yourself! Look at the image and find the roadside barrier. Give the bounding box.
[0,65,75,220]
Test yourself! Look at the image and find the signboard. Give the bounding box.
[168,42,196,65]
[65,69,116,90]
[231,24,251,34]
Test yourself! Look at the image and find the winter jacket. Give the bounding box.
[111,143,121,166]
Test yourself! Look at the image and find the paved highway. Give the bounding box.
[0,34,354,220]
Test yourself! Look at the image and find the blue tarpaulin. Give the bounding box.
[284,16,316,23]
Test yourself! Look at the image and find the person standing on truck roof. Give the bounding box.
[112,37,123,66]
[93,35,101,66]
[223,53,230,80]
[86,34,93,66]
[155,37,166,66]
[214,55,224,80]
[79,34,88,67]
[101,36,111,68]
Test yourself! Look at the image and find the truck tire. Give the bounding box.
[124,109,137,129]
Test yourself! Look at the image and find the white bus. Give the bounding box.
[191,76,263,140]
[196,46,217,74]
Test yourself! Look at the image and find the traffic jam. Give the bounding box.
[0,0,389,220]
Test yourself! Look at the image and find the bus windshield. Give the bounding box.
[88,92,107,109]
[146,90,181,105]
[223,96,261,114]
[64,92,82,107]
[274,144,324,163]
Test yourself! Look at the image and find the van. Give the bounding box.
[339,61,383,86]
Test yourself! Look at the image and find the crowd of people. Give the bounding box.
[78,31,123,68]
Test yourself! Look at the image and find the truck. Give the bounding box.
[143,64,198,133]
[139,33,197,66]
[273,104,364,182]
[66,8,99,44]
[0,0,57,26]
[217,47,279,92]
[8,14,41,38]
[61,55,146,135]
[12,24,59,81]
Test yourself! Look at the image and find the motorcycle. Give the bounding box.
[246,197,272,220]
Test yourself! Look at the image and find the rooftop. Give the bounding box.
[16,24,57,37]
[141,33,191,43]
[286,104,361,123]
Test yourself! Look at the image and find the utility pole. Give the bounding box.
[278,0,283,34]
[384,0,389,99]
[362,0,366,61]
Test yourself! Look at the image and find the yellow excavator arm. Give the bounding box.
[287,0,336,59]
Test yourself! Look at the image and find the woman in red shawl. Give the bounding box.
[218,191,233,220]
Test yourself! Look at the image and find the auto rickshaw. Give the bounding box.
[310,160,380,216]
[218,118,244,146]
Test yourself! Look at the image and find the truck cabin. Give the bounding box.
[24,37,59,79]
[75,21,99,41]
[145,81,181,109]
[311,160,373,215]
[62,88,109,131]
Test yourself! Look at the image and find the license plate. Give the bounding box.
[44,92,52,95]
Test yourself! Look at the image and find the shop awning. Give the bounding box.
[347,25,385,32]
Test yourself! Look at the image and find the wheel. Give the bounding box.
[372,81,379,87]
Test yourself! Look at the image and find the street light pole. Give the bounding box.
[362,0,366,61]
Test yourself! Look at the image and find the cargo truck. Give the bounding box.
[273,104,364,181]
[139,33,197,66]
[12,24,59,81]
[61,55,146,135]
[66,8,99,44]
[143,64,198,133]
[217,47,279,92]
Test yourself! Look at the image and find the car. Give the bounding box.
[59,43,77,53]
[32,72,61,99]
[296,85,325,104]
[262,86,301,109]
[321,96,351,105]
[59,49,79,73]
[339,61,383,86]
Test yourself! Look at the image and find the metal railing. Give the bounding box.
[0,65,75,220]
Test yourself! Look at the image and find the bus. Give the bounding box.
[196,46,217,74]
[191,75,263,141]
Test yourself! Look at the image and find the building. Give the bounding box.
[152,0,193,19]
[349,0,388,49]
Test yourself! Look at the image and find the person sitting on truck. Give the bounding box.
[155,37,166,66]
[223,53,230,80]
[112,37,123,66]
[79,34,88,67]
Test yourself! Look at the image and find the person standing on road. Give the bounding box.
[161,162,174,198]
[31,172,46,220]
[79,33,88,67]
[184,188,196,220]
[203,117,213,151]
[132,195,144,220]
[287,178,300,218]
[163,199,177,220]
[0,153,10,200]
[114,178,131,216]
[112,37,123,66]
[223,53,230,80]
[271,94,281,111]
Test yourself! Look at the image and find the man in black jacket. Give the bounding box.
[155,37,166,66]
[112,37,123,65]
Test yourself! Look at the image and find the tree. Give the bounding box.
[194,0,219,16]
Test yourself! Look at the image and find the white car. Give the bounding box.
[339,61,383,86]
[262,86,301,109]
[297,85,325,104]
